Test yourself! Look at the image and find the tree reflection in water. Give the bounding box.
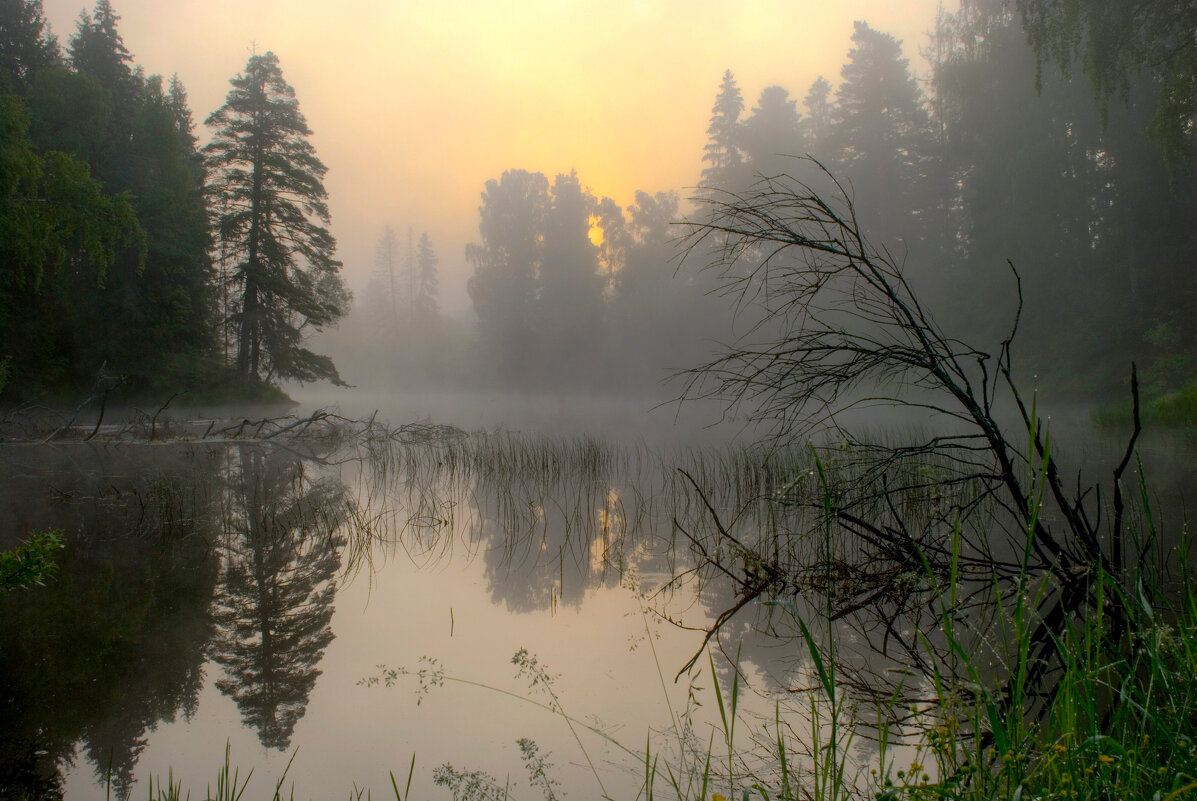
[209,445,347,750]
[0,446,221,800]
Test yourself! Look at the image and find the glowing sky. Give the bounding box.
[41,0,948,313]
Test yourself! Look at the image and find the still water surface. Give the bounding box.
[2,398,794,800]
[3,393,1192,800]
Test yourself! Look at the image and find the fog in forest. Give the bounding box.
[6,2,1197,798]
[1,0,1187,428]
[306,8,1195,435]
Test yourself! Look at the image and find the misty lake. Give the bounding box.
[1,393,816,800]
[3,392,1193,801]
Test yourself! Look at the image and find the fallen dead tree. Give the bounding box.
[0,402,468,448]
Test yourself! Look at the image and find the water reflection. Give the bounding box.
[0,442,352,797]
[0,446,221,799]
[3,425,1186,798]
[210,445,346,749]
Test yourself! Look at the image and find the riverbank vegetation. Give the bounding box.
[0,1,347,408]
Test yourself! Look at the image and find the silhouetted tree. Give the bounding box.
[372,225,402,337]
[415,231,439,322]
[834,21,933,245]
[205,51,349,386]
[608,189,723,389]
[740,85,805,178]
[67,0,138,184]
[701,69,745,190]
[467,169,549,384]
[537,171,604,386]
[801,75,835,155]
[166,72,196,151]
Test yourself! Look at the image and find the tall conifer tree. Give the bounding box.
[204,51,348,385]
[0,0,59,94]
[834,21,932,244]
[701,70,745,189]
[415,231,438,321]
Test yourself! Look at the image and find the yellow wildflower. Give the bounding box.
[1098,754,1115,765]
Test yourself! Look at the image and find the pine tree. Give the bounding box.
[204,51,349,386]
[372,225,401,335]
[801,76,835,155]
[68,1,137,149]
[0,0,60,95]
[740,85,804,177]
[211,446,343,749]
[701,69,745,189]
[166,73,197,151]
[415,231,438,321]
[834,21,933,244]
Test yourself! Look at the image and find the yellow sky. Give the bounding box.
[42,0,948,313]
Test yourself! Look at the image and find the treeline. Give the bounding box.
[0,0,348,404]
[339,2,1195,402]
[701,7,1197,398]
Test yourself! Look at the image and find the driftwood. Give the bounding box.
[0,403,468,448]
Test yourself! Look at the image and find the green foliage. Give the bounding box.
[0,0,59,95]
[858,557,1197,801]
[433,764,509,801]
[0,89,147,397]
[927,4,1197,392]
[0,1,224,402]
[1018,0,1197,173]
[0,528,62,591]
[0,94,141,290]
[1146,381,1197,428]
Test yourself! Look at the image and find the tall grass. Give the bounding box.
[693,471,1197,801]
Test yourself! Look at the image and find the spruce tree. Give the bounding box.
[204,51,349,386]
[701,69,745,189]
[801,76,835,155]
[415,231,438,321]
[0,0,60,95]
[740,85,804,177]
[834,21,932,245]
[68,0,138,169]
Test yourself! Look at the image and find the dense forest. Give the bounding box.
[0,0,348,404]
[2,0,1195,411]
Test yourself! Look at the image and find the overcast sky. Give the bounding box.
[41,0,948,315]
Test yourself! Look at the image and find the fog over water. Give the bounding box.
[4,0,1197,798]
